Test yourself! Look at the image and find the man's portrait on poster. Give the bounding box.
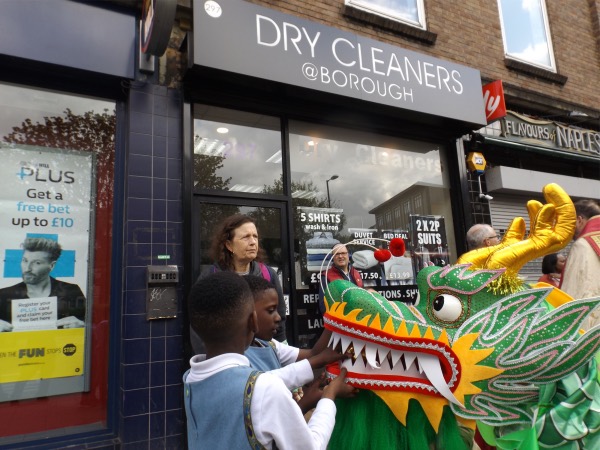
[0,237,86,332]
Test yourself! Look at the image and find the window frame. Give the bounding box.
[497,0,557,72]
[0,81,116,443]
[345,0,427,30]
[191,104,285,196]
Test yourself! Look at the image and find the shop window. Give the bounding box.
[289,121,456,296]
[0,83,114,442]
[192,105,283,194]
[497,0,556,71]
[345,0,426,29]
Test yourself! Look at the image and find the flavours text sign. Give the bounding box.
[490,111,600,158]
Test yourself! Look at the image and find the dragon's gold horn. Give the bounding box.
[544,184,577,245]
[457,217,526,268]
[526,200,543,230]
[485,184,575,275]
[502,217,527,245]
[457,184,575,293]
[456,246,494,268]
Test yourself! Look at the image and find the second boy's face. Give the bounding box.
[254,288,281,341]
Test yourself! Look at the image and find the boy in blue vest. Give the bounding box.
[184,271,356,449]
[244,275,343,411]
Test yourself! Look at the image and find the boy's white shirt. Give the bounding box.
[260,338,314,388]
[186,353,336,450]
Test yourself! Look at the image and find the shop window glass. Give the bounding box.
[289,121,456,293]
[0,82,114,442]
[193,105,283,194]
[497,0,556,71]
[193,201,286,291]
[345,0,426,29]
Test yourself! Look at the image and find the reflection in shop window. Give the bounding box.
[497,0,556,71]
[414,192,424,214]
[289,121,456,293]
[192,105,283,194]
[393,207,402,231]
[345,0,426,29]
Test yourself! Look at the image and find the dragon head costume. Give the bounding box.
[322,184,600,450]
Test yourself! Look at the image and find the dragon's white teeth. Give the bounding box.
[404,352,417,371]
[327,334,335,348]
[353,356,365,368]
[353,341,366,356]
[330,334,341,350]
[418,354,463,407]
[390,349,403,367]
[365,346,380,368]
[378,348,390,364]
[340,335,352,354]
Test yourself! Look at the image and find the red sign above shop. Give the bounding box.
[482,80,507,123]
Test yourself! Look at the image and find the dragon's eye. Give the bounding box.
[432,294,462,322]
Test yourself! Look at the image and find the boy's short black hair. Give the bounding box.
[188,271,253,343]
[243,274,276,298]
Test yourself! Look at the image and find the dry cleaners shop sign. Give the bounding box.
[193,0,486,126]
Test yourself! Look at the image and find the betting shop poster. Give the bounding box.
[0,147,94,400]
[409,215,449,276]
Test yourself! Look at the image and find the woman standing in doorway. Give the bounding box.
[190,214,286,354]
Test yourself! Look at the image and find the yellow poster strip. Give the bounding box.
[0,328,85,383]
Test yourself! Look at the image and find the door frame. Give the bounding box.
[189,194,296,341]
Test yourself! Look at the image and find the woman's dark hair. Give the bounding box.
[541,253,558,274]
[210,214,266,271]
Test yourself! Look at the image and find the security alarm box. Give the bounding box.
[146,265,179,320]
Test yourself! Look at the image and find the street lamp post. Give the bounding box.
[326,175,339,208]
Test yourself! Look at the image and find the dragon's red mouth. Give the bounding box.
[325,315,463,404]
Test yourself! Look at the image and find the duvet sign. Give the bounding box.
[255,14,463,102]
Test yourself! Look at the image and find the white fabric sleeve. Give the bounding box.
[273,338,300,366]
[253,372,336,450]
[268,359,314,389]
